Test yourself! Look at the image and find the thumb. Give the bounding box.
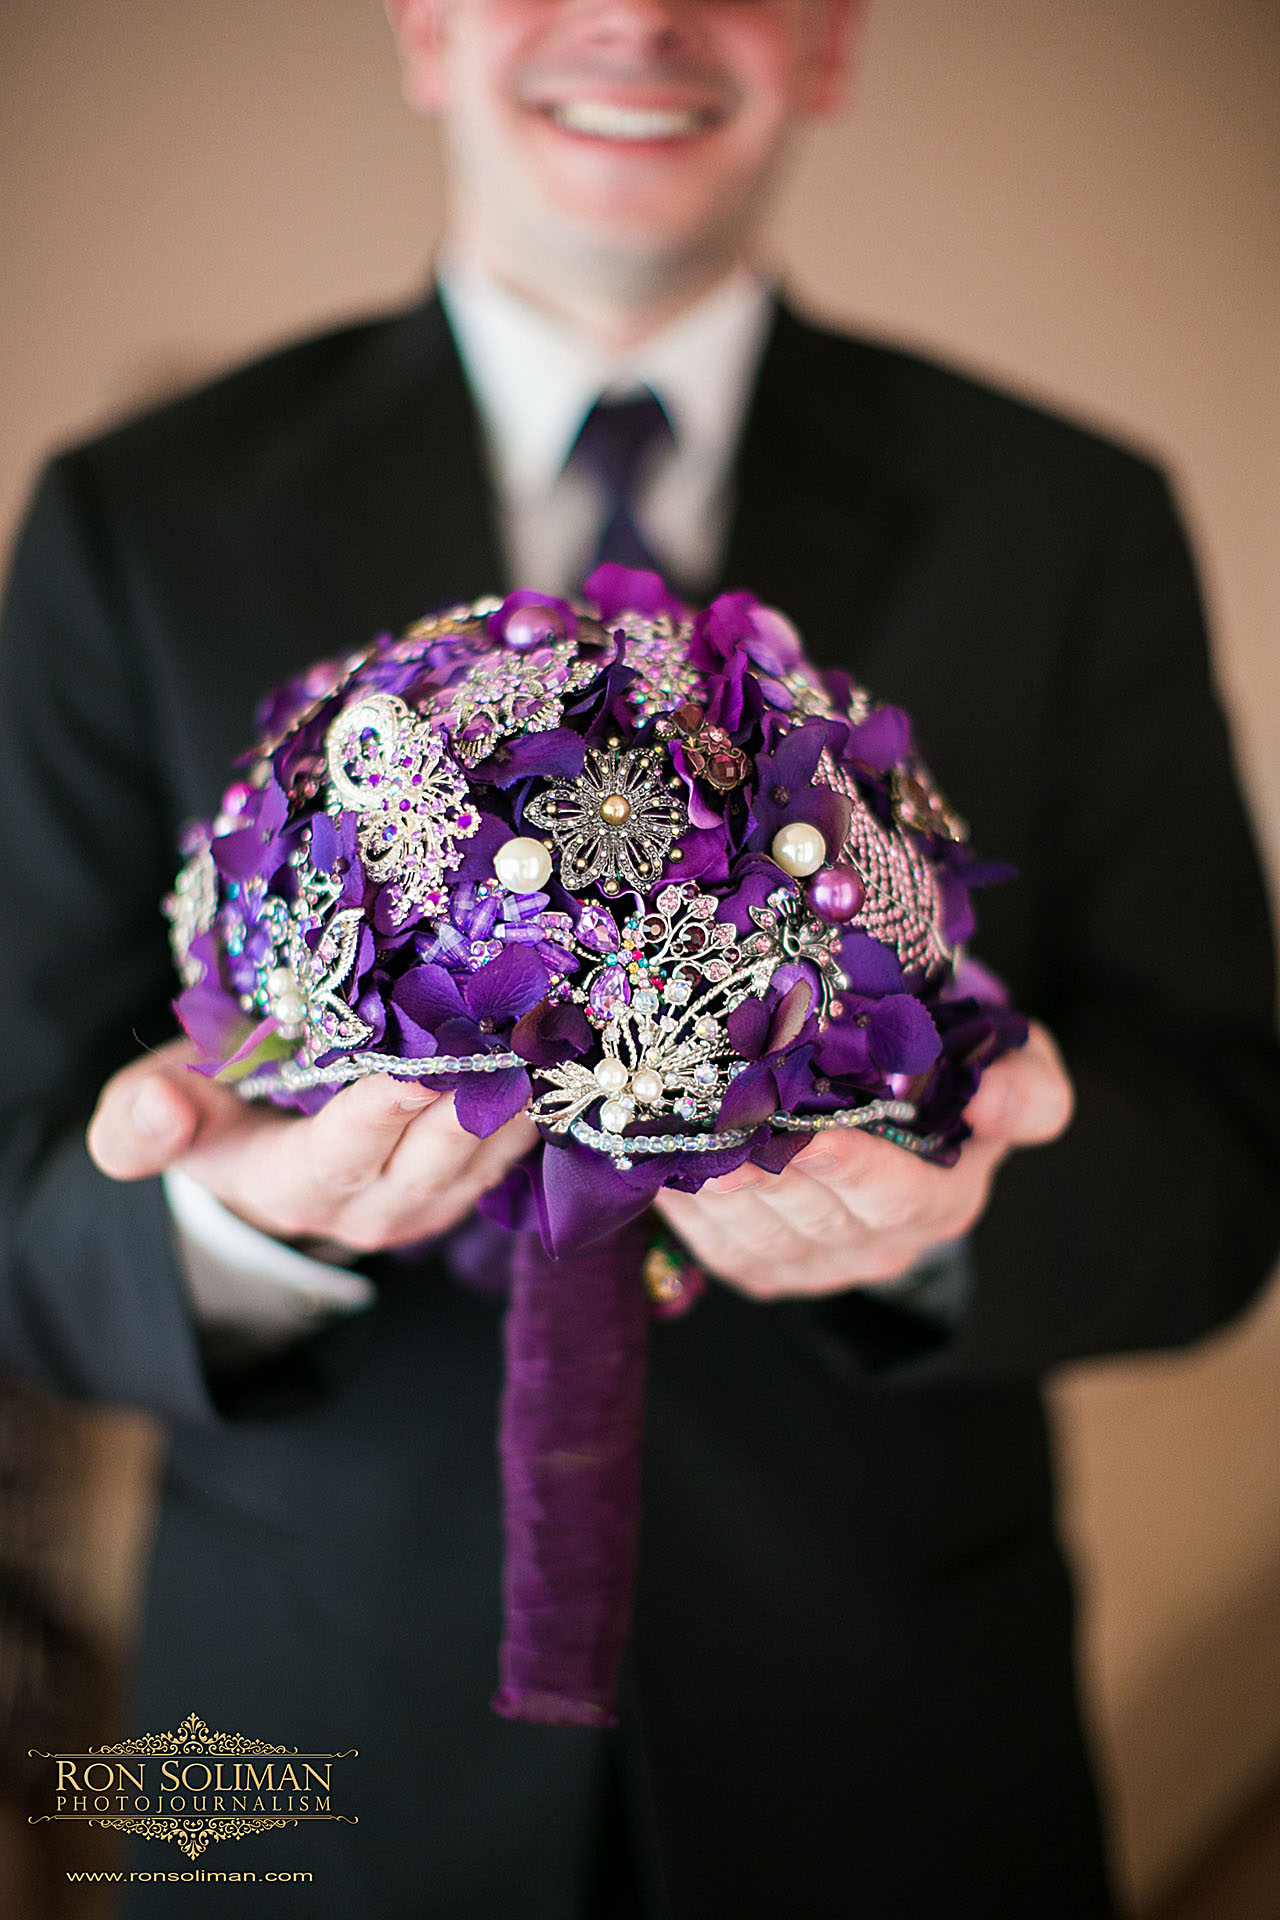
[964,1020,1074,1147]
[87,1041,242,1181]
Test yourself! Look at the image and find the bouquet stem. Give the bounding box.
[493,1223,651,1727]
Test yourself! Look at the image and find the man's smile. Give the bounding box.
[544,98,720,142]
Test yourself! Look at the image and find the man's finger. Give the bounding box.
[87,1040,244,1181]
[964,1020,1073,1146]
[362,1104,540,1247]
[222,1075,443,1228]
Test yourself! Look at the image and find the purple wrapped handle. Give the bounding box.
[492,1223,650,1727]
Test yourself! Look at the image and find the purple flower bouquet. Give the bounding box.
[166,565,1024,1727]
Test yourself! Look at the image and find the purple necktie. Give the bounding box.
[568,387,674,577]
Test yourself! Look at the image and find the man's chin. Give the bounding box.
[526,181,751,271]
[540,214,742,301]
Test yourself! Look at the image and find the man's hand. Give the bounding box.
[87,1040,536,1254]
[653,1022,1073,1300]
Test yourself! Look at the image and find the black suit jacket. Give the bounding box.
[2,296,1278,1919]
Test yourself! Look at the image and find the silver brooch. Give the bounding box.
[820,752,953,976]
[435,640,603,765]
[223,842,373,1061]
[325,693,480,925]
[530,882,783,1146]
[618,614,702,719]
[163,838,217,986]
[748,887,848,1020]
[524,741,688,896]
[891,762,969,843]
[253,896,372,1055]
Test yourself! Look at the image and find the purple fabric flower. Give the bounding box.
[715,856,791,934]
[390,947,549,1135]
[510,998,592,1067]
[843,705,912,772]
[473,725,585,790]
[688,592,757,731]
[584,563,685,625]
[210,779,291,884]
[746,721,851,857]
[718,978,820,1129]
[815,994,941,1082]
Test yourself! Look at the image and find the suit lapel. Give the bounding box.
[719,302,924,683]
[293,296,508,648]
[274,293,919,687]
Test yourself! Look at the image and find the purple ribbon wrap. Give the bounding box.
[492,1222,651,1727]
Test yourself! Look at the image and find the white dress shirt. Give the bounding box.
[166,262,776,1346]
[438,258,773,597]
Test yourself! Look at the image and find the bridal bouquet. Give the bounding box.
[166,565,1023,1726]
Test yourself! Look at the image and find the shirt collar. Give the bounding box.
[437,258,773,500]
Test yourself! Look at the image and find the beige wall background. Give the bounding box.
[3,0,1279,1910]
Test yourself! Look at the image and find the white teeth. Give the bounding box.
[550,101,704,141]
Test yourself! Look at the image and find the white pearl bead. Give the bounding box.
[771,821,827,878]
[631,1068,664,1105]
[594,1058,629,1093]
[493,835,553,894]
[266,966,297,995]
[599,1098,632,1134]
[274,992,307,1026]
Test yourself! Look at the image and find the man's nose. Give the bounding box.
[568,0,703,60]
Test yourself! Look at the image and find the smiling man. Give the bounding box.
[394,0,855,337]
[2,1,1279,1916]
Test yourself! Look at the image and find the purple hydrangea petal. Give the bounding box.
[452,813,514,886]
[717,1060,779,1130]
[454,1064,532,1137]
[716,859,791,934]
[743,604,803,676]
[772,1042,817,1109]
[463,946,551,1024]
[845,706,911,771]
[174,977,248,1060]
[766,977,815,1054]
[937,868,976,946]
[867,995,942,1074]
[838,932,905,995]
[664,825,730,886]
[479,727,586,790]
[388,1004,440,1059]
[727,996,770,1061]
[584,564,683,624]
[308,812,339,872]
[814,1020,873,1079]
[392,963,467,1029]
[511,998,593,1066]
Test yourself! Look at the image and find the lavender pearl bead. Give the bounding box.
[503,604,567,650]
[807,862,866,923]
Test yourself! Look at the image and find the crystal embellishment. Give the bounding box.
[164,839,217,986]
[530,883,785,1145]
[525,743,687,896]
[435,640,602,764]
[324,693,479,925]
[820,752,952,976]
